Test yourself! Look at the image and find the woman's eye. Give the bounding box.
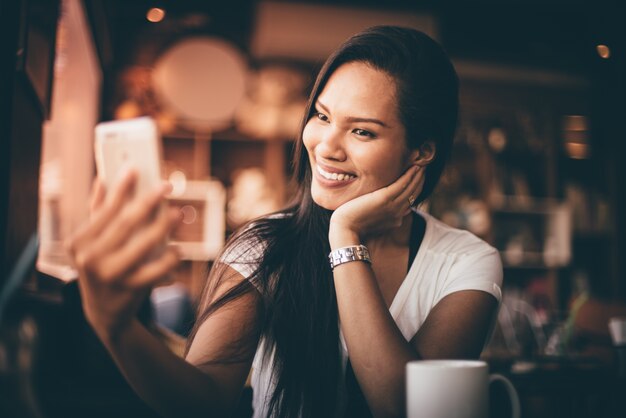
[315,112,329,122]
[353,128,375,138]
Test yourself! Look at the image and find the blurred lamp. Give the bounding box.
[151,37,247,133]
[596,44,610,59]
[147,8,166,23]
[562,115,590,159]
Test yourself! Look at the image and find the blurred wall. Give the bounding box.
[40,0,101,247]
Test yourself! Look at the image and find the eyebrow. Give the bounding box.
[316,100,390,128]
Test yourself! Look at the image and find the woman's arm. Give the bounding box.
[329,166,498,417]
[333,261,497,417]
[67,171,261,417]
[99,281,261,418]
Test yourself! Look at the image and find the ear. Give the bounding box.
[409,141,436,167]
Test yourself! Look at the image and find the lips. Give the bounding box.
[316,164,356,182]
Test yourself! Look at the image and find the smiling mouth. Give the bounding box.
[316,165,356,182]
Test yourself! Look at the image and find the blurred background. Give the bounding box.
[1,0,625,417]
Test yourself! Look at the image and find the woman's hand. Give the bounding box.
[329,164,424,247]
[65,169,181,341]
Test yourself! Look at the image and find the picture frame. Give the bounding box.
[167,180,226,261]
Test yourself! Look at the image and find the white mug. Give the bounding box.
[406,360,520,418]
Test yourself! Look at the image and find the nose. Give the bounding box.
[316,127,346,162]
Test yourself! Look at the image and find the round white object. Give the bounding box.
[152,37,248,132]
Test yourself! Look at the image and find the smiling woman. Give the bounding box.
[65,25,502,418]
[304,62,413,211]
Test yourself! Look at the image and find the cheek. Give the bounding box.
[358,149,407,186]
[302,120,317,154]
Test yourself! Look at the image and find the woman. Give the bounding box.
[67,26,502,418]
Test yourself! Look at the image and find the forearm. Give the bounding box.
[100,319,231,418]
[333,261,418,417]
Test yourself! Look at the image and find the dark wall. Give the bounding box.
[0,0,58,286]
[600,9,626,301]
[0,0,24,284]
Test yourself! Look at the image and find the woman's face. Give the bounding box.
[303,61,417,211]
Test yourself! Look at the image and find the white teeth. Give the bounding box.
[316,165,355,181]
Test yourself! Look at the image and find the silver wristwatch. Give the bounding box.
[328,245,371,270]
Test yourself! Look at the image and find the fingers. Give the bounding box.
[91,182,172,257]
[124,246,181,289]
[397,165,425,207]
[98,207,181,282]
[68,169,138,253]
[378,164,424,219]
[94,168,139,229]
[386,165,419,203]
[67,170,179,290]
[89,177,106,214]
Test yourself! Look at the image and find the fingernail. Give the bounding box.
[161,182,172,194]
[120,164,137,178]
[167,244,182,258]
[171,207,183,221]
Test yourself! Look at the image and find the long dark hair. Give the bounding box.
[186,26,459,418]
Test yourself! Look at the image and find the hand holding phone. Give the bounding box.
[63,117,179,339]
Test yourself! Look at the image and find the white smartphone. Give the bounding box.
[94,116,164,199]
[95,117,170,259]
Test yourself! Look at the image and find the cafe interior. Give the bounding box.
[1,0,625,417]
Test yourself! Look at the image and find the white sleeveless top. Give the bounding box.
[223,210,503,418]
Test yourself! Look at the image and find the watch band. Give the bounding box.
[328,245,371,270]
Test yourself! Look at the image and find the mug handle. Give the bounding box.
[489,373,521,418]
